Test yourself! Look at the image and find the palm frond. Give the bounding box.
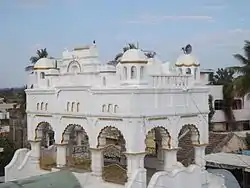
[233,54,250,65]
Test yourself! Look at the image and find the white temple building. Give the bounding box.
[4,43,227,187]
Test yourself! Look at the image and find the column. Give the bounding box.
[193,144,207,170]
[56,143,67,168]
[90,148,104,177]
[162,147,179,170]
[125,152,146,180]
[29,140,41,165]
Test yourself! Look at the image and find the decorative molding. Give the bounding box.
[148,117,168,121]
[98,117,123,121]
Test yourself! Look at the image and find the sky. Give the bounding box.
[0,0,249,88]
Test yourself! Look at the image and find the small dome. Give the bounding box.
[34,58,56,70]
[175,54,200,67]
[120,49,147,63]
[147,56,162,66]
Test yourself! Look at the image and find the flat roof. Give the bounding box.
[205,152,250,170]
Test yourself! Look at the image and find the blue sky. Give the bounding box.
[0,0,250,87]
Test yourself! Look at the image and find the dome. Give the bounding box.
[120,49,147,63]
[34,58,57,70]
[175,54,200,67]
[147,56,162,66]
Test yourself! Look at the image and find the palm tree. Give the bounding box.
[229,40,250,97]
[114,43,137,63]
[25,48,49,71]
[210,68,236,130]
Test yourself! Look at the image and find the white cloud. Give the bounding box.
[126,15,214,24]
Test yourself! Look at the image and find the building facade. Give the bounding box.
[5,43,226,188]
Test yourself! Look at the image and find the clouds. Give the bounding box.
[126,15,214,24]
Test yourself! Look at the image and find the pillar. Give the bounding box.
[125,152,146,180]
[162,147,179,170]
[90,148,104,177]
[193,144,207,170]
[56,143,67,168]
[29,140,41,165]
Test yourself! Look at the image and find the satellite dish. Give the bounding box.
[185,44,192,54]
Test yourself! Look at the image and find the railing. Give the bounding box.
[151,75,192,88]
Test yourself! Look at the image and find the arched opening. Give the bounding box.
[37,103,39,110]
[131,66,137,79]
[194,68,197,79]
[179,68,183,74]
[40,102,44,110]
[97,126,127,185]
[144,127,171,184]
[40,72,45,79]
[76,102,80,112]
[114,105,118,113]
[67,102,70,112]
[140,66,144,79]
[123,67,127,80]
[45,103,48,111]
[62,124,91,171]
[35,122,55,170]
[103,77,106,86]
[102,104,106,112]
[177,124,200,167]
[71,102,75,112]
[186,68,191,75]
[108,104,112,112]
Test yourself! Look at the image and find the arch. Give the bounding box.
[35,122,55,147]
[40,72,45,79]
[76,102,80,112]
[67,60,81,73]
[114,105,118,113]
[45,103,48,111]
[67,102,70,112]
[186,68,191,75]
[194,68,197,79]
[102,104,106,112]
[140,66,144,79]
[123,67,127,80]
[102,77,106,86]
[179,68,183,74]
[40,102,44,110]
[62,124,91,169]
[145,126,171,156]
[108,104,112,112]
[177,124,200,167]
[36,103,39,110]
[71,102,75,112]
[131,66,137,79]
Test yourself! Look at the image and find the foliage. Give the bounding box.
[210,68,237,130]
[246,133,250,149]
[144,51,156,58]
[208,94,215,131]
[229,40,250,97]
[25,48,49,71]
[0,136,16,174]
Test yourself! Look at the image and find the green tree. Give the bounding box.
[229,40,250,97]
[210,68,236,130]
[0,136,16,175]
[25,48,49,71]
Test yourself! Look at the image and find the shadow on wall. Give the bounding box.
[207,168,241,188]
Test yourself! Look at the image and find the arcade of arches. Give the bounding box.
[31,122,207,185]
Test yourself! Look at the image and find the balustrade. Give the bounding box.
[152,75,192,88]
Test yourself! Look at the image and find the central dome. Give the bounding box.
[120,49,147,63]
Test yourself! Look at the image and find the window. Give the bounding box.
[131,66,137,79]
[41,102,44,110]
[40,72,45,79]
[194,68,197,79]
[108,104,112,112]
[179,68,182,74]
[140,66,144,79]
[37,103,39,110]
[76,103,79,112]
[71,65,79,73]
[114,105,118,113]
[233,99,242,110]
[123,67,127,80]
[67,102,70,112]
[186,68,191,75]
[103,77,106,86]
[102,104,106,112]
[45,103,48,111]
[71,102,75,112]
[214,100,224,110]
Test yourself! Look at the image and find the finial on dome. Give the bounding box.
[93,40,96,44]
[181,44,192,55]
